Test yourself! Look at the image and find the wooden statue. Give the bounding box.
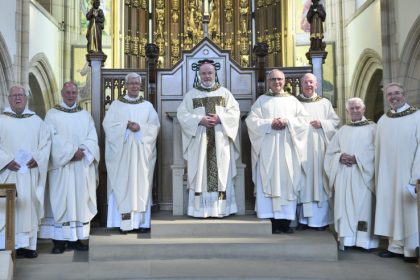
[307,0,326,51]
[86,0,104,53]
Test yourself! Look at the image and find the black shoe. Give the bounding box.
[51,240,66,254]
[358,247,374,253]
[313,226,328,231]
[296,223,309,231]
[277,219,293,233]
[16,248,38,258]
[272,228,282,234]
[67,240,89,251]
[137,227,150,234]
[378,250,403,258]
[281,227,295,234]
[403,257,417,263]
[119,228,128,234]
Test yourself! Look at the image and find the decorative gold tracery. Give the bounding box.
[123,1,289,68]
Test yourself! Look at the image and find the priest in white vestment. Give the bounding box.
[324,98,378,250]
[177,60,240,217]
[39,82,99,253]
[246,69,308,233]
[375,83,420,262]
[297,73,340,230]
[103,72,160,232]
[0,86,51,258]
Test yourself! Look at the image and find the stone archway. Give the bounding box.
[29,53,58,117]
[399,15,420,107]
[350,49,383,122]
[0,33,15,110]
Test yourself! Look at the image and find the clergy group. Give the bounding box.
[0,66,418,263]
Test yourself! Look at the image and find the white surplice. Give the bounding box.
[39,103,99,241]
[103,96,159,230]
[245,93,308,220]
[324,119,378,250]
[0,108,51,249]
[177,85,240,217]
[298,94,340,227]
[374,104,420,257]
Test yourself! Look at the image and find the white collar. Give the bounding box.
[200,82,216,89]
[299,93,318,99]
[350,116,367,123]
[3,106,35,115]
[390,103,409,113]
[60,101,77,109]
[124,94,142,101]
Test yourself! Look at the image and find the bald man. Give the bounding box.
[297,73,340,231]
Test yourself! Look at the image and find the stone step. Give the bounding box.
[151,214,272,238]
[14,249,420,280]
[89,229,338,262]
[0,251,13,280]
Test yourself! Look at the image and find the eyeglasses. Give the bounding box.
[9,94,26,99]
[270,78,283,81]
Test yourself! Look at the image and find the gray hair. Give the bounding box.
[125,72,142,84]
[267,69,285,80]
[385,82,404,95]
[61,81,78,92]
[300,73,317,84]
[345,97,365,110]
[9,85,26,96]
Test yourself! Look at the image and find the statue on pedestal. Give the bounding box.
[86,0,104,53]
[307,0,326,51]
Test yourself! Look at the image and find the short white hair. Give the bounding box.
[9,85,26,96]
[385,82,404,95]
[345,97,365,110]
[300,73,317,84]
[267,69,285,80]
[125,72,142,84]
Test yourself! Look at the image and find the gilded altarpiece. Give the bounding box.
[255,0,289,67]
[123,0,290,69]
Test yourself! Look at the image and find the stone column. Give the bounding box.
[86,53,107,135]
[306,50,327,96]
[86,52,107,225]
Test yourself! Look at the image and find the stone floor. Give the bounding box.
[13,232,420,280]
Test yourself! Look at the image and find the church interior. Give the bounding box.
[1,0,420,279]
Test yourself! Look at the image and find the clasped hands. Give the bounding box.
[200,113,220,128]
[310,120,322,129]
[71,148,85,161]
[339,153,357,167]
[127,121,140,132]
[271,118,288,130]
[7,158,38,171]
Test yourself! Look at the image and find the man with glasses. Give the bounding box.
[375,82,420,263]
[39,82,99,254]
[103,73,160,233]
[246,69,308,233]
[0,85,51,258]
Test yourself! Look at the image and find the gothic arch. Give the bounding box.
[350,48,383,121]
[399,15,420,107]
[29,53,58,118]
[0,33,15,110]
